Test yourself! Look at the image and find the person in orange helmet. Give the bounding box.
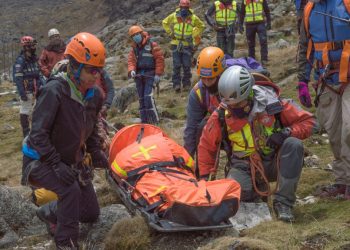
[21,32,108,249]
[127,25,164,124]
[184,47,226,158]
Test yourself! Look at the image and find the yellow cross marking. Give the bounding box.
[131,145,157,160]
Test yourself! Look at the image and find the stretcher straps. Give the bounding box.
[127,161,179,178]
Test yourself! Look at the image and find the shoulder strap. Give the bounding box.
[344,0,350,14]
[217,108,232,160]
[303,2,314,38]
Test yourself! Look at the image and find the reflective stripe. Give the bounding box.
[215,0,237,26]
[15,73,24,77]
[112,160,127,177]
[149,185,167,197]
[186,156,194,169]
[244,0,264,23]
[195,88,202,103]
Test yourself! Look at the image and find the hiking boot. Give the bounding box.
[174,85,181,93]
[317,184,346,199]
[273,201,295,222]
[36,207,56,236]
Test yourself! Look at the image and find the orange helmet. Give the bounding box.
[179,0,190,7]
[128,25,143,37]
[197,47,226,78]
[65,32,106,67]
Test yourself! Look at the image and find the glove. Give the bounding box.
[154,75,161,85]
[52,162,77,186]
[130,70,136,79]
[100,105,109,117]
[297,81,312,108]
[91,150,109,169]
[21,95,28,101]
[266,22,272,31]
[266,128,291,149]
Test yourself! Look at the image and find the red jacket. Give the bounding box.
[127,32,164,76]
[39,49,65,77]
[198,99,318,176]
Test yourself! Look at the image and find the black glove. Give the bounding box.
[91,150,109,169]
[266,22,272,31]
[266,128,291,149]
[52,162,77,186]
[21,95,28,101]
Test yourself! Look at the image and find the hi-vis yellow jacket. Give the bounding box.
[162,8,205,47]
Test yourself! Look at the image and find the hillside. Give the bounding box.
[0,0,349,249]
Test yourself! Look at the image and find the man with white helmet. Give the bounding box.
[39,28,66,79]
[198,66,318,222]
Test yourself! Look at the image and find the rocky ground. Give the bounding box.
[1,0,350,249]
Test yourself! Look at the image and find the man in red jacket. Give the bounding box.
[127,25,165,124]
[198,66,318,222]
[39,28,66,79]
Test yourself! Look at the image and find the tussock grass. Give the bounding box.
[201,236,276,250]
[104,216,151,250]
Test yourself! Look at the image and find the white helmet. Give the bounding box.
[48,28,60,38]
[218,65,255,104]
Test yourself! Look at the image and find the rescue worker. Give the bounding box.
[51,59,115,118]
[128,25,164,124]
[205,0,240,57]
[39,28,66,79]
[294,0,308,34]
[13,36,42,137]
[297,0,350,199]
[162,0,205,92]
[21,32,109,249]
[184,47,226,157]
[198,66,318,222]
[239,0,271,67]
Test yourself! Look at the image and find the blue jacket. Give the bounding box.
[298,0,350,84]
[13,52,42,98]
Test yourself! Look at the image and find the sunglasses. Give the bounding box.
[84,66,102,75]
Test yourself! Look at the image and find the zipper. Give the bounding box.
[181,18,186,41]
[324,1,329,41]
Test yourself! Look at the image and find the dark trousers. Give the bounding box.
[29,162,99,246]
[226,137,304,207]
[135,74,159,124]
[216,30,235,58]
[172,45,192,88]
[245,22,268,62]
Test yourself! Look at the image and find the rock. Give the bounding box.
[275,38,290,49]
[80,204,130,248]
[296,195,318,206]
[0,185,47,248]
[229,202,272,231]
[277,73,297,88]
[304,155,320,168]
[112,84,138,112]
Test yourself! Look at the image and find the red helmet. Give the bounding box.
[179,0,190,7]
[20,36,35,46]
